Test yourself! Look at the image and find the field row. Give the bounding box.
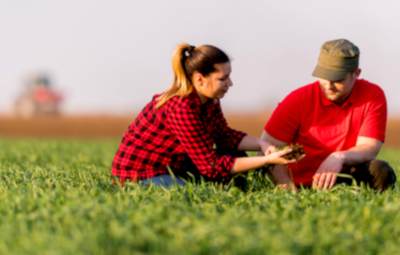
[0,138,399,254]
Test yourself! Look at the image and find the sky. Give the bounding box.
[1,0,400,116]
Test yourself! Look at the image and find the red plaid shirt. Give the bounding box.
[112,90,246,182]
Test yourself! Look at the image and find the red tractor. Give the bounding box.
[14,75,63,118]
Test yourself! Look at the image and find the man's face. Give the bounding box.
[319,69,361,105]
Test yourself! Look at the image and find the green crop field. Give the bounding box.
[0,138,400,255]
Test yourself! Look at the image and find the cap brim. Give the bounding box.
[312,65,349,81]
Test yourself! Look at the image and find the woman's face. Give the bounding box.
[193,62,232,104]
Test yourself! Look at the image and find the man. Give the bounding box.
[260,39,396,191]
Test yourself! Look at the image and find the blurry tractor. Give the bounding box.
[14,75,63,118]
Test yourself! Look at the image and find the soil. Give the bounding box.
[1,113,400,148]
[281,144,306,161]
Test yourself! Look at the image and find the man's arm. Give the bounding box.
[342,136,382,165]
[258,131,297,190]
[258,90,303,190]
[313,136,382,190]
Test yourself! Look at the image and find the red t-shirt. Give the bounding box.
[265,79,387,186]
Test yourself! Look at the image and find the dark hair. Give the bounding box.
[156,43,229,108]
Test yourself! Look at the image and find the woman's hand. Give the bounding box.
[259,140,276,156]
[230,139,305,175]
[264,148,302,165]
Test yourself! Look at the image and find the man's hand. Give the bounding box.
[312,137,382,190]
[312,152,345,190]
[278,182,299,192]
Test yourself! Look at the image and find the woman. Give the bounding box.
[112,43,297,187]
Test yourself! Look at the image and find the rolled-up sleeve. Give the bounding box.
[167,106,235,179]
[358,89,387,142]
[213,100,246,149]
[265,92,301,143]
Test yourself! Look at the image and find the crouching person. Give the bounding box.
[112,43,298,188]
[259,39,396,191]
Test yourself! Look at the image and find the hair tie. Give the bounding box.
[189,45,196,53]
[185,45,196,57]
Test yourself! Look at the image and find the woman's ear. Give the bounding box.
[192,72,204,87]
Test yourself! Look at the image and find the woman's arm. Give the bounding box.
[212,101,248,149]
[237,135,276,155]
[230,148,296,174]
[168,106,296,179]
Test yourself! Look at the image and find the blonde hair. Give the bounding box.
[156,43,229,108]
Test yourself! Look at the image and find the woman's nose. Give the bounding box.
[227,78,233,87]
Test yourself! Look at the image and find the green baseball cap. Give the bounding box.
[312,39,360,81]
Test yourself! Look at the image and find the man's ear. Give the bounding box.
[354,68,362,79]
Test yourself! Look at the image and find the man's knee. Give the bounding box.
[365,160,396,190]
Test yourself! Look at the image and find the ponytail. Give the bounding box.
[156,43,229,108]
[156,43,194,108]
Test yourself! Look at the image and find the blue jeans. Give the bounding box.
[141,148,248,188]
[140,175,186,187]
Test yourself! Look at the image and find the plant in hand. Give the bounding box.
[280,144,306,161]
[250,144,305,189]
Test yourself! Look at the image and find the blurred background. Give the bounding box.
[1,0,400,145]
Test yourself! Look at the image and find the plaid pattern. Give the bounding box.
[112,90,246,182]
